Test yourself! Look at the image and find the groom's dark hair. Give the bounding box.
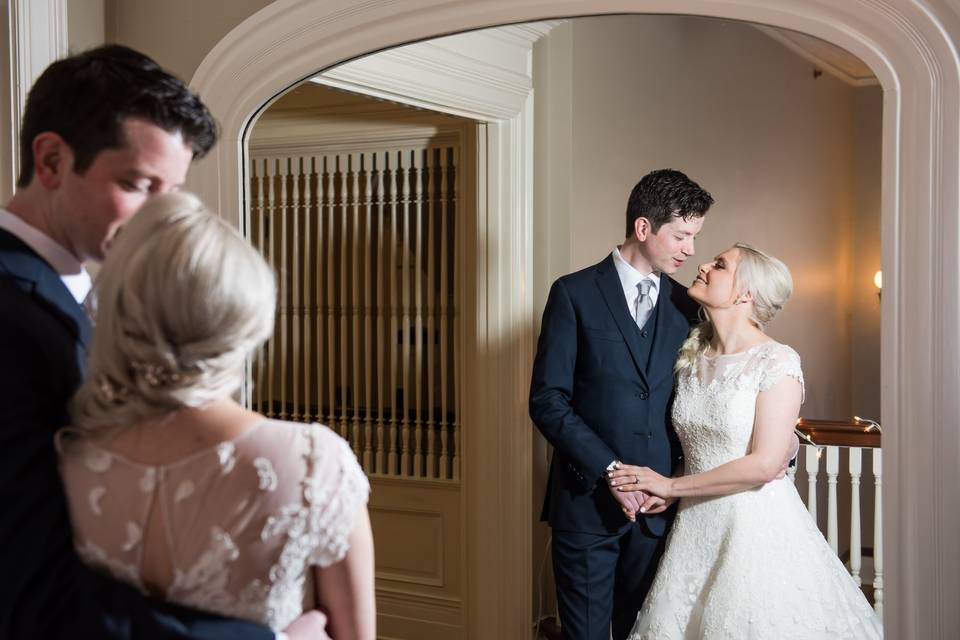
[625,169,714,236]
[17,44,218,187]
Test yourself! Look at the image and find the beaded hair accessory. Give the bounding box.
[96,361,182,403]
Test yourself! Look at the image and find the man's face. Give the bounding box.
[638,215,704,275]
[53,118,194,262]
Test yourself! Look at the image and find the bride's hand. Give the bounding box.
[607,464,675,499]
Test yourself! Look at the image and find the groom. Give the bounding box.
[530,169,714,640]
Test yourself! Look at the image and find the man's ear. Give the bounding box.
[634,216,651,241]
[31,133,70,189]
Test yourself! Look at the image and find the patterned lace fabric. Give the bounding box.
[58,421,369,631]
[630,341,883,639]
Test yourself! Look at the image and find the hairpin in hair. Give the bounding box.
[130,360,181,387]
[97,375,128,403]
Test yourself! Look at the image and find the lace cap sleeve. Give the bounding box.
[758,343,805,403]
[305,425,370,568]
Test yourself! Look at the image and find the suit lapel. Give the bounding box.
[594,256,649,388]
[648,276,691,389]
[0,229,91,348]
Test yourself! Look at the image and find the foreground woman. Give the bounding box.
[610,243,882,639]
[58,193,374,639]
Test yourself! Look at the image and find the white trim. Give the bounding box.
[2,0,67,197]
[190,2,960,637]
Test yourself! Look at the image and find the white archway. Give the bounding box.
[190,1,960,637]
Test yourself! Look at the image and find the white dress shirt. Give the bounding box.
[0,207,91,304]
[611,246,660,326]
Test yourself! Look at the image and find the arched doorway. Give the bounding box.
[188,2,960,637]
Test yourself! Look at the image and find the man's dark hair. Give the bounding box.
[17,44,218,187]
[624,169,714,237]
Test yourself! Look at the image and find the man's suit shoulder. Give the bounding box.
[552,258,608,290]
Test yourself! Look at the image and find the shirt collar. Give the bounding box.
[612,246,660,292]
[0,207,91,303]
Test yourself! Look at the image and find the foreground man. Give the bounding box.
[0,45,322,639]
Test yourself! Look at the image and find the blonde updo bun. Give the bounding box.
[70,192,276,431]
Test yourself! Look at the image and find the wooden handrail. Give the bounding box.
[795,418,881,448]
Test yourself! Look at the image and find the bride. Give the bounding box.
[57,193,374,638]
[608,243,882,639]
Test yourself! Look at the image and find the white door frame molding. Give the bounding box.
[1,0,68,201]
[190,1,960,637]
[312,25,550,636]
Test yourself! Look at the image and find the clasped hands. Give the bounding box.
[605,463,675,522]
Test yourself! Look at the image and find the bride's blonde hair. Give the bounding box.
[70,192,276,431]
[674,242,793,374]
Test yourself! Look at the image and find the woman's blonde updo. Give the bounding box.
[70,192,276,431]
[674,242,793,374]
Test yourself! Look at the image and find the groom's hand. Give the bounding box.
[605,480,645,522]
[638,494,676,515]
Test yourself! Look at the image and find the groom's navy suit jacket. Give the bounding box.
[530,255,699,536]
[0,228,272,639]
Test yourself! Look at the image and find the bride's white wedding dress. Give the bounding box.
[629,341,882,639]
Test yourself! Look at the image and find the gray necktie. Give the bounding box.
[635,279,654,329]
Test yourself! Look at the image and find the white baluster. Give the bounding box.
[826,446,839,553]
[848,447,863,585]
[872,447,883,616]
[805,446,820,522]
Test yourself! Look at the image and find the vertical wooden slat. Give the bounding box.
[387,152,399,476]
[338,154,350,442]
[290,157,302,422]
[325,156,338,434]
[425,147,437,478]
[303,156,313,422]
[265,158,278,418]
[350,153,362,458]
[805,446,820,521]
[400,150,412,477]
[438,146,450,480]
[362,152,374,472]
[848,447,863,585]
[317,156,330,428]
[825,446,839,553]
[374,152,386,474]
[413,149,425,478]
[253,158,267,414]
[278,157,289,420]
[451,146,461,482]
[872,448,884,616]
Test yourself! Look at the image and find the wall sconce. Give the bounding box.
[873,270,882,300]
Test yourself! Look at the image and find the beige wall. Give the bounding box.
[534,15,882,421]
[105,0,275,81]
[67,0,106,53]
[850,86,883,422]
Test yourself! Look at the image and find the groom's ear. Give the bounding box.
[634,216,651,241]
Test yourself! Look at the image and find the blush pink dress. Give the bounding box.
[58,420,369,631]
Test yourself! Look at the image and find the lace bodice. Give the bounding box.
[58,421,369,631]
[672,341,804,474]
